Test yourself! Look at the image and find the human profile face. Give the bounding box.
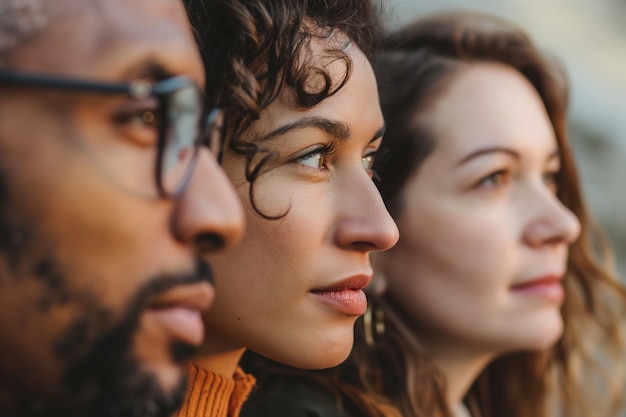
[201,42,399,369]
[0,1,243,416]
[377,63,580,359]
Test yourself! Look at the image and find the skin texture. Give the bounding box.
[0,1,244,416]
[375,63,580,405]
[196,42,399,375]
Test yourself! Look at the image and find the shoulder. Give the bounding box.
[241,376,351,417]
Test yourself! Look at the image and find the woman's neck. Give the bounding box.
[428,345,493,410]
[193,328,247,377]
[193,348,246,377]
[453,402,472,417]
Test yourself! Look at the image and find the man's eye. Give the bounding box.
[117,110,158,127]
[138,110,157,126]
[114,107,160,146]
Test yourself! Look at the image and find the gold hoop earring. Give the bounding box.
[363,302,385,346]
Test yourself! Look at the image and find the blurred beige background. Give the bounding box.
[385,0,626,277]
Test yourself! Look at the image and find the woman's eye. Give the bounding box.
[296,151,324,169]
[295,148,327,169]
[362,153,377,178]
[543,171,559,192]
[478,170,510,188]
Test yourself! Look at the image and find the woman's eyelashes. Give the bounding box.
[362,152,378,178]
[294,144,335,170]
[292,143,379,178]
[476,169,511,189]
[474,166,561,192]
[542,169,559,193]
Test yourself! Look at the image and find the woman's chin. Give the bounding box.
[260,336,354,370]
[507,312,564,352]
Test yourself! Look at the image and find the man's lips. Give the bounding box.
[145,282,214,346]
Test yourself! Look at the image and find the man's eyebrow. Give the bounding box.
[120,60,175,82]
[254,117,352,142]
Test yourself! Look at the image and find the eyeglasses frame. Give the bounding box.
[0,70,220,199]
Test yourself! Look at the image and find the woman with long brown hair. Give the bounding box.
[241,11,626,417]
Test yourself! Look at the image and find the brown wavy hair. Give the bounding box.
[348,11,626,417]
[243,10,626,417]
[183,0,383,217]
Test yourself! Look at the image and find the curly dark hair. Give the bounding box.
[184,0,384,217]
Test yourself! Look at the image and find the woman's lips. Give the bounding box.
[310,274,371,316]
[510,274,565,302]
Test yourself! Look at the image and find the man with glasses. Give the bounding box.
[0,1,244,416]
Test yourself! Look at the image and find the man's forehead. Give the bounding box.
[4,0,201,83]
[1,0,103,69]
[0,0,95,32]
[0,0,48,65]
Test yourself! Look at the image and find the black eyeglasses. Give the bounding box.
[0,70,223,199]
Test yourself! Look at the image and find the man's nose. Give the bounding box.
[170,148,244,253]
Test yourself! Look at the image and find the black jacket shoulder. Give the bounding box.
[241,376,353,417]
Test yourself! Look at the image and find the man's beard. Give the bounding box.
[60,272,207,417]
[6,260,215,417]
[9,260,214,417]
[0,171,213,417]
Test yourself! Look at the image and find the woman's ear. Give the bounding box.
[368,251,388,296]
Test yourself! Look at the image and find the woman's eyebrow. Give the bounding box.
[371,125,385,143]
[455,147,560,167]
[455,146,520,167]
[546,149,561,161]
[254,117,351,142]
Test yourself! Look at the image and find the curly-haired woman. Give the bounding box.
[176,1,398,416]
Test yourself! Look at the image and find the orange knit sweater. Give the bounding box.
[176,363,256,417]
